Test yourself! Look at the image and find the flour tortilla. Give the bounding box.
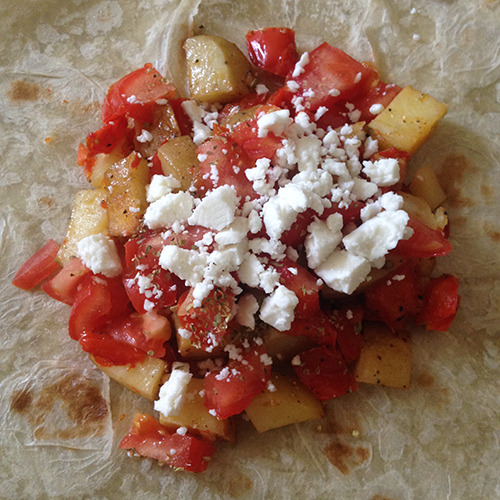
[1,0,499,498]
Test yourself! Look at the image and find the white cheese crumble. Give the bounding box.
[259,285,299,331]
[144,192,194,229]
[154,362,192,418]
[136,129,153,143]
[362,158,400,187]
[77,233,122,278]
[257,109,291,138]
[147,174,182,202]
[292,52,310,78]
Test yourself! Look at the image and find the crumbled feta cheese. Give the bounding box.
[315,250,371,294]
[259,285,299,331]
[235,293,259,330]
[136,129,153,143]
[343,210,409,261]
[147,174,182,202]
[144,191,194,229]
[255,83,269,95]
[305,213,344,269]
[154,362,192,418]
[188,185,239,231]
[257,109,291,138]
[362,158,400,186]
[159,246,207,285]
[77,233,122,278]
[292,52,309,78]
[369,103,384,115]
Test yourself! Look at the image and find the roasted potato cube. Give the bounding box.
[159,377,235,441]
[409,164,447,210]
[367,86,447,154]
[57,188,108,263]
[89,151,125,189]
[90,354,168,401]
[261,326,314,361]
[245,373,324,433]
[400,192,448,230]
[184,35,253,103]
[134,102,181,159]
[156,136,199,191]
[105,152,149,237]
[219,104,261,127]
[354,322,412,389]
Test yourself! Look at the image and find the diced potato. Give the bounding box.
[89,151,125,189]
[400,191,448,230]
[134,102,181,159]
[409,164,447,210]
[184,35,253,103]
[354,322,412,389]
[158,377,235,441]
[245,373,324,433]
[57,188,109,264]
[219,104,260,127]
[90,354,168,401]
[156,136,199,191]
[367,86,447,154]
[105,152,149,238]
[261,326,314,361]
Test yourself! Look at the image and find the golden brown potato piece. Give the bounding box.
[105,152,149,237]
[57,188,108,263]
[260,326,314,361]
[367,86,447,154]
[184,35,253,103]
[354,322,412,389]
[245,373,324,433]
[156,136,199,191]
[90,354,168,401]
[89,151,124,189]
[159,377,235,441]
[400,191,448,230]
[409,164,447,210]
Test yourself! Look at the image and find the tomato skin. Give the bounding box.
[79,333,145,367]
[288,311,338,345]
[416,274,460,331]
[329,305,364,363]
[364,262,421,330]
[204,345,271,419]
[101,64,176,124]
[12,239,60,291]
[288,43,378,111]
[351,82,402,123]
[42,257,90,305]
[177,287,235,350]
[394,217,452,259]
[195,137,257,202]
[274,258,321,318]
[246,27,297,77]
[293,346,358,401]
[68,274,129,340]
[119,413,215,472]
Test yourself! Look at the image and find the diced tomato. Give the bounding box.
[314,101,351,129]
[12,239,60,291]
[364,262,421,330]
[119,413,215,472]
[293,345,358,401]
[80,332,145,366]
[204,345,271,419]
[68,274,129,340]
[274,258,321,318]
[103,311,171,358]
[218,92,268,123]
[288,43,378,111]
[42,257,90,305]
[351,81,402,123]
[195,137,258,202]
[169,97,194,136]
[394,217,452,259]
[416,274,460,332]
[101,64,176,125]
[177,287,235,350]
[246,27,297,77]
[329,304,364,363]
[288,311,338,345]
[231,116,283,162]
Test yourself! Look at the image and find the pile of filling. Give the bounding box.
[13,27,460,472]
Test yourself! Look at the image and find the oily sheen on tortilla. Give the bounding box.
[1,0,499,498]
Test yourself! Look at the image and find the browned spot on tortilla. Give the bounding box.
[224,469,253,498]
[320,414,362,436]
[39,196,55,207]
[324,439,369,475]
[10,388,33,413]
[64,99,101,116]
[416,372,435,388]
[10,373,108,440]
[8,80,41,101]
[481,184,493,199]
[483,222,500,243]
[438,154,474,208]
[371,496,395,500]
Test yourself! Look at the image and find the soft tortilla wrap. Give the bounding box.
[1,0,499,498]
